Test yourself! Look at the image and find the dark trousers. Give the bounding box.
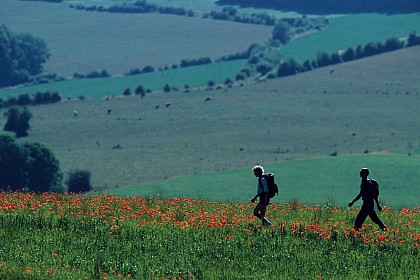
[354,204,386,230]
[253,202,267,220]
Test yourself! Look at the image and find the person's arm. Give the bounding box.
[348,193,361,207]
[251,194,259,202]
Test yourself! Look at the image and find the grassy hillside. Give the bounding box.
[281,13,420,62]
[0,47,418,209]
[0,60,247,100]
[1,192,418,279]
[107,154,420,209]
[0,0,272,77]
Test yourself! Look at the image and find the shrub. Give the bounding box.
[66,169,92,193]
[3,106,32,138]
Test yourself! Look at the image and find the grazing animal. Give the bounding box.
[204,96,212,102]
[73,110,78,117]
[165,102,172,108]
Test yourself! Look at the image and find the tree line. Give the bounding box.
[0,91,61,109]
[249,31,420,79]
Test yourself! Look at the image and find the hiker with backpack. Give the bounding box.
[251,165,278,227]
[348,168,386,231]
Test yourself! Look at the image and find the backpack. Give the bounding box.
[262,173,278,198]
[369,179,380,198]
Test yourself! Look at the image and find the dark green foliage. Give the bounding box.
[384,37,404,52]
[341,47,355,62]
[180,57,212,68]
[256,60,274,75]
[0,135,62,191]
[163,83,171,92]
[272,22,291,44]
[123,88,131,96]
[407,31,420,47]
[0,135,29,190]
[3,106,32,138]
[135,85,145,95]
[66,169,92,193]
[23,142,63,192]
[0,25,50,88]
[277,58,304,77]
[31,91,61,105]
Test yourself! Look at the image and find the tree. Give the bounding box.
[384,37,404,52]
[407,31,420,47]
[66,169,92,193]
[23,142,62,192]
[272,22,291,44]
[277,58,303,77]
[0,135,63,191]
[341,47,355,62]
[135,85,145,95]
[123,87,131,96]
[0,135,29,190]
[0,25,50,87]
[3,105,32,138]
[163,83,171,93]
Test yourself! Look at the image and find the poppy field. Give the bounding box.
[0,191,418,280]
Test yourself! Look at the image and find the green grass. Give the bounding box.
[0,60,247,99]
[0,192,418,279]
[105,154,420,209]
[0,0,271,77]
[281,13,420,62]
[0,46,419,204]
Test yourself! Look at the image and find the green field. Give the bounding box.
[0,47,418,210]
[1,1,420,211]
[0,192,418,279]
[0,192,420,280]
[105,154,420,209]
[0,60,247,100]
[281,13,420,62]
[0,0,272,77]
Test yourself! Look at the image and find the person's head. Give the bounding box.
[252,165,264,177]
[360,168,369,178]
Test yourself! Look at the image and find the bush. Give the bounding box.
[3,106,32,138]
[66,169,92,193]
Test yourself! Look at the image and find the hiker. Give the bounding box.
[251,165,272,227]
[348,168,386,231]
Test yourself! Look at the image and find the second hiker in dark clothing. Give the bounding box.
[251,165,272,227]
[348,168,386,231]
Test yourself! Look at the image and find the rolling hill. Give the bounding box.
[0,46,418,208]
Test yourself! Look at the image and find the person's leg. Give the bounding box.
[369,210,386,230]
[354,209,368,230]
[253,203,265,220]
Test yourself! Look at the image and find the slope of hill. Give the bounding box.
[1,46,418,199]
[0,0,272,77]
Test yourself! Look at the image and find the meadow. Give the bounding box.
[0,192,418,279]
[0,60,248,100]
[281,13,420,62]
[0,0,272,77]
[1,47,419,208]
[105,154,420,209]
